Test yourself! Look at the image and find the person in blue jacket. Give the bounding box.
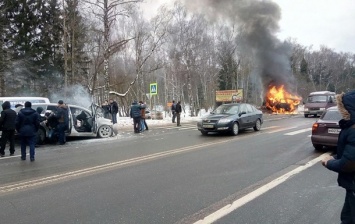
[130,100,142,133]
[322,90,355,223]
[15,101,40,161]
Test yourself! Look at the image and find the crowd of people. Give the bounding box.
[0,100,69,161]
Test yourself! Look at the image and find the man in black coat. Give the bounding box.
[109,99,118,124]
[175,101,182,126]
[55,100,69,145]
[0,101,17,157]
[15,101,40,161]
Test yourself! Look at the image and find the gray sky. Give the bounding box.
[142,0,355,53]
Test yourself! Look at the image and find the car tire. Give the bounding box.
[231,122,239,136]
[97,125,113,138]
[253,119,261,131]
[36,128,46,145]
[313,144,323,151]
[304,114,308,118]
[201,130,208,136]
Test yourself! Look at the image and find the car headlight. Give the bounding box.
[219,118,232,123]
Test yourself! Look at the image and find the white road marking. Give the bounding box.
[267,126,298,134]
[284,128,312,136]
[194,153,331,224]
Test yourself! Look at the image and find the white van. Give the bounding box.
[0,97,50,112]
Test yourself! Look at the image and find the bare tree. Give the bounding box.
[83,0,141,100]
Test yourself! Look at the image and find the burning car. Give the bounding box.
[197,103,263,136]
[265,85,302,114]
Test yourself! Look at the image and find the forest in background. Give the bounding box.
[1,0,354,116]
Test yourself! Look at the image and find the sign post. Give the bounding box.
[149,83,158,112]
[150,83,158,95]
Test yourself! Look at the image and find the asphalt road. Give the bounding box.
[0,114,342,224]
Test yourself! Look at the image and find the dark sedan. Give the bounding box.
[311,106,342,151]
[197,103,263,136]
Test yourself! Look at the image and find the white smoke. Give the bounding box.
[50,85,93,108]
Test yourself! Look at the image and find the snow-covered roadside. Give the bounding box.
[116,112,202,129]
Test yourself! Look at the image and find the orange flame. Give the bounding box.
[265,85,302,114]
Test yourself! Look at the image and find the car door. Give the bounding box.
[89,103,100,134]
[238,104,249,129]
[245,104,256,128]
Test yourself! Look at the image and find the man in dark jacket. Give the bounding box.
[0,101,17,157]
[55,100,69,145]
[322,90,355,223]
[109,99,118,124]
[171,100,176,123]
[130,100,142,133]
[15,101,40,161]
[175,101,182,126]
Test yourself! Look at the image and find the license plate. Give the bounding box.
[328,128,340,134]
[203,124,214,128]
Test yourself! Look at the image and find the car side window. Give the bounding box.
[239,104,246,114]
[47,105,57,112]
[245,104,253,113]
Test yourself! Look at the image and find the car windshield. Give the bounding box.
[307,95,328,103]
[321,109,342,121]
[213,105,239,114]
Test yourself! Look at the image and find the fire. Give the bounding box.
[265,85,302,114]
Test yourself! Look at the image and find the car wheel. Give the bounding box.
[313,144,323,151]
[97,125,113,138]
[304,114,308,118]
[231,122,239,136]
[253,119,261,131]
[201,130,208,136]
[36,128,46,145]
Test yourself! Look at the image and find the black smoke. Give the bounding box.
[182,0,294,92]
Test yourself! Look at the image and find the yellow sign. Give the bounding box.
[216,89,243,102]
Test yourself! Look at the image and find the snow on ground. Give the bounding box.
[116,109,207,129]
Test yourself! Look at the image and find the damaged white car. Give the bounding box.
[32,103,113,144]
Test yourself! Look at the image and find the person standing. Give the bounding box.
[0,101,17,157]
[175,101,182,126]
[171,100,176,123]
[322,90,355,223]
[110,99,118,124]
[139,101,149,131]
[55,100,69,145]
[15,101,40,161]
[130,100,142,133]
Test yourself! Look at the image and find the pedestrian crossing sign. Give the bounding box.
[150,83,157,95]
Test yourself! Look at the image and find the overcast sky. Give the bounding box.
[141,0,355,53]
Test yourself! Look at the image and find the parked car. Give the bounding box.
[32,103,113,144]
[197,103,263,136]
[311,106,342,151]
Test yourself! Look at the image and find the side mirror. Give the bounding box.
[239,111,246,117]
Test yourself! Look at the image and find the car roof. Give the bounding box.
[32,103,89,111]
[309,91,335,95]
